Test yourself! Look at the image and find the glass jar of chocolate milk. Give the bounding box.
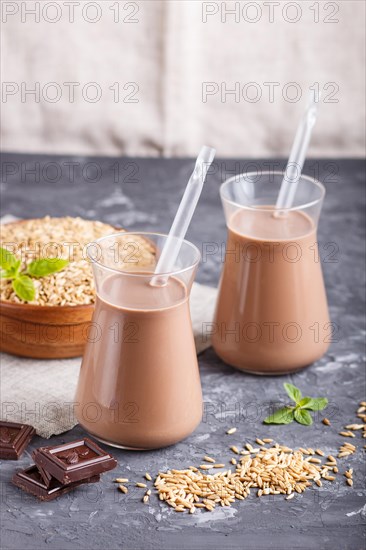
[75,232,202,449]
[212,172,330,375]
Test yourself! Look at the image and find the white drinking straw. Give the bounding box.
[276,89,321,210]
[151,145,216,286]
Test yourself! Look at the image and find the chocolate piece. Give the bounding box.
[12,465,100,501]
[36,463,53,488]
[27,451,54,488]
[33,437,117,485]
[0,421,35,460]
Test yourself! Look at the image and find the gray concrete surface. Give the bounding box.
[1,155,365,550]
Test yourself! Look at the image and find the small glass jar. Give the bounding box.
[212,172,330,375]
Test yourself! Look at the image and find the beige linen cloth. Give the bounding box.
[1,1,365,158]
[0,216,217,437]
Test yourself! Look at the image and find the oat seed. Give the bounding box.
[203,456,216,463]
[345,424,364,430]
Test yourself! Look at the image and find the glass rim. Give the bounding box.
[220,171,326,212]
[87,231,201,278]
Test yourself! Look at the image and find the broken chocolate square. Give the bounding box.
[0,421,35,460]
[33,437,117,485]
[12,465,100,501]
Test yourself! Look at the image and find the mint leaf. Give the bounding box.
[284,383,302,404]
[300,397,328,411]
[0,259,21,279]
[264,407,295,425]
[27,258,69,278]
[0,247,19,270]
[294,409,313,425]
[298,397,313,407]
[12,276,35,302]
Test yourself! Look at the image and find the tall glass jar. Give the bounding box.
[75,232,202,449]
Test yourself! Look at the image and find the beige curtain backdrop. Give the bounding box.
[1,0,365,157]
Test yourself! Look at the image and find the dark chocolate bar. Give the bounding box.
[0,421,35,460]
[12,465,100,501]
[33,437,117,485]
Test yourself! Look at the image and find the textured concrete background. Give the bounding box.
[0,155,365,550]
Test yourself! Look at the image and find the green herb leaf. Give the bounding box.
[0,259,21,279]
[284,383,302,404]
[299,397,328,411]
[0,247,19,270]
[264,407,295,425]
[294,409,313,425]
[27,258,69,278]
[12,276,35,302]
[298,397,313,407]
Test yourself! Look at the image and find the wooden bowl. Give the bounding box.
[0,301,94,359]
[0,218,112,359]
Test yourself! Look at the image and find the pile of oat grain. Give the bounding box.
[153,444,336,512]
[0,216,155,306]
[115,401,365,513]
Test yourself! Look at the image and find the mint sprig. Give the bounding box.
[264,383,328,426]
[0,247,69,303]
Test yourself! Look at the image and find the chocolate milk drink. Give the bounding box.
[212,207,330,374]
[75,271,202,449]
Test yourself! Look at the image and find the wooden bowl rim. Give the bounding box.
[0,300,94,311]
